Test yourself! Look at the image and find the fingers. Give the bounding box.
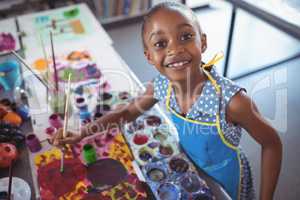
[50,128,63,146]
[50,129,78,146]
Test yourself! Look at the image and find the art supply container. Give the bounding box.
[0,60,21,91]
[179,172,207,198]
[157,182,181,200]
[2,112,22,126]
[48,89,67,115]
[83,144,97,165]
[75,97,88,111]
[97,92,113,104]
[26,134,42,153]
[0,143,18,168]
[45,127,56,136]
[79,110,91,121]
[48,113,63,129]
[16,105,30,120]
[95,103,111,114]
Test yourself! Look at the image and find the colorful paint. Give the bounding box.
[33,129,148,199]
[143,155,215,200]
[33,6,93,42]
[133,134,149,145]
[145,115,162,127]
[26,134,42,153]
[169,157,189,173]
[0,60,21,91]
[0,33,16,53]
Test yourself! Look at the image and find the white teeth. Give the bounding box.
[167,60,190,68]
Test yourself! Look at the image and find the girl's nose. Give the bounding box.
[167,43,184,56]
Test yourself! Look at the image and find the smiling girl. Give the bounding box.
[53,2,282,200]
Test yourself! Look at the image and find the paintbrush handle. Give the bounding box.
[62,74,72,138]
[7,161,13,200]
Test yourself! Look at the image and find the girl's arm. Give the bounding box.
[53,83,157,145]
[226,91,282,200]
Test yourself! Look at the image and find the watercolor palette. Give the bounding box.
[123,115,180,166]
[143,154,215,200]
[32,128,148,199]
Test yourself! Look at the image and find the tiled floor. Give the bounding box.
[106,1,300,199]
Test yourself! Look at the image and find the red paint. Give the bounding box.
[133,134,148,145]
[38,158,86,198]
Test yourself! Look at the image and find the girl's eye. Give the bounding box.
[154,41,167,48]
[180,33,193,41]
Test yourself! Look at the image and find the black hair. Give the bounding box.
[141,1,201,49]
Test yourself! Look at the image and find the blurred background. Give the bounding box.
[0,0,299,199]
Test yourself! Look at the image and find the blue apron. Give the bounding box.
[165,61,242,200]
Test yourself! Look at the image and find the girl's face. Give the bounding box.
[144,8,207,82]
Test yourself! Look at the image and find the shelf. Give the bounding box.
[101,11,147,29]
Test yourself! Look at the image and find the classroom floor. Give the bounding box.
[106,1,300,199]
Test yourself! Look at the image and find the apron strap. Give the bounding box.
[202,52,224,95]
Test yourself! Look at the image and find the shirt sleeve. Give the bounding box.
[221,77,246,106]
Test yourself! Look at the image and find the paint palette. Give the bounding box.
[124,117,180,166]
[32,128,148,199]
[143,154,215,200]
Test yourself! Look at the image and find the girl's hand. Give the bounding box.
[51,128,83,147]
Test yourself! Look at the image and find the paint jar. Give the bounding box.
[16,104,30,120]
[83,144,97,165]
[95,103,111,114]
[97,92,113,104]
[0,60,21,91]
[26,134,42,153]
[45,127,56,136]
[48,113,63,129]
[79,111,91,122]
[2,112,22,126]
[75,97,88,111]
[93,112,103,120]
[118,91,130,101]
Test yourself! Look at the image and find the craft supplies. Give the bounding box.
[0,143,17,168]
[48,113,62,129]
[83,144,97,165]
[26,134,42,153]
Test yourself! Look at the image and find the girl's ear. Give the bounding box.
[144,49,155,65]
[201,33,207,53]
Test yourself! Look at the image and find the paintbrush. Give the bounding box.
[38,32,50,108]
[7,160,13,200]
[11,50,51,90]
[60,73,72,173]
[50,31,59,92]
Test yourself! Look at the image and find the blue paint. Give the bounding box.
[0,60,21,91]
[16,105,30,120]
[80,111,91,121]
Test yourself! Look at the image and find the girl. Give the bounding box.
[53,2,282,200]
